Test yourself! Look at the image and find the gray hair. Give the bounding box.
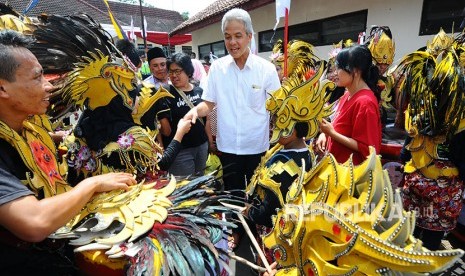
[221,8,254,35]
[0,30,34,82]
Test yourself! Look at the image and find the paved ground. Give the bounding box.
[229,230,465,276]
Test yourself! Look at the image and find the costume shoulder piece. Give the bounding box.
[0,115,70,197]
[263,148,464,275]
[100,126,163,173]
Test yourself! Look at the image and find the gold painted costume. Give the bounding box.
[247,38,464,275]
[263,148,463,275]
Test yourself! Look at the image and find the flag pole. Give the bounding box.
[139,0,147,51]
[283,7,289,77]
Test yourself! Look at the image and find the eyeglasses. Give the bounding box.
[168,69,184,76]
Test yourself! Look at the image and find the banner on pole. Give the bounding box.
[103,0,128,39]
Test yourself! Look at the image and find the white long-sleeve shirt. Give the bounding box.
[202,52,281,154]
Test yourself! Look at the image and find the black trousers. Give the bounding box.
[413,227,445,250]
[219,152,264,192]
[219,152,265,236]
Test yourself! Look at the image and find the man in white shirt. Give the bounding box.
[184,8,280,247]
[144,47,169,89]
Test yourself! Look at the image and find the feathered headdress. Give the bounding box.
[28,14,136,111]
[328,39,354,70]
[270,39,284,66]
[0,3,33,33]
[270,39,319,81]
[1,8,238,276]
[286,40,318,81]
[397,32,465,139]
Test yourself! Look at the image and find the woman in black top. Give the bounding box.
[164,53,209,176]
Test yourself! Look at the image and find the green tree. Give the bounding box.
[181,12,189,21]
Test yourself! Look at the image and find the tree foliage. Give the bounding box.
[181,12,189,21]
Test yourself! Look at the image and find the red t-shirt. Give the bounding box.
[327,89,382,165]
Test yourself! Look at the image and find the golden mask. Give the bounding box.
[266,64,334,144]
[368,32,395,65]
[427,28,454,57]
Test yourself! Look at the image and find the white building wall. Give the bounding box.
[190,0,453,64]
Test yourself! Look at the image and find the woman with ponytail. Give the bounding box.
[316,45,382,165]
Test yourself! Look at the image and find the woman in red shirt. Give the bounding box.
[316,45,382,165]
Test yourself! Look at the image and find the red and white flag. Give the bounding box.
[274,0,291,30]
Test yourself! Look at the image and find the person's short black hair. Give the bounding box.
[167,52,194,78]
[294,122,309,138]
[0,30,34,82]
[115,39,141,68]
[190,52,196,59]
[147,47,166,62]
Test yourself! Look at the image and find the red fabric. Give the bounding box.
[328,89,382,165]
[131,31,192,46]
[29,140,63,188]
[402,163,464,231]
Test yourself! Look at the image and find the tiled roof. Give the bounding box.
[2,0,184,33]
[83,0,184,32]
[170,0,274,35]
[4,0,110,23]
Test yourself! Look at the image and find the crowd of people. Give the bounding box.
[1,3,465,276]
